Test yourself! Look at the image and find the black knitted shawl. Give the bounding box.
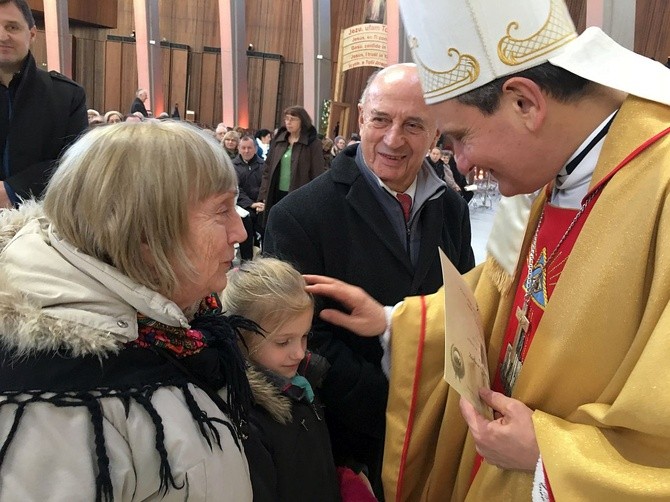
[0,314,260,502]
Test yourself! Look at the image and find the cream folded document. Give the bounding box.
[439,248,492,419]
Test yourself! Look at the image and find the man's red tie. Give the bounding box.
[396,192,412,223]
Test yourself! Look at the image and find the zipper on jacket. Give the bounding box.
[311,403,322,421]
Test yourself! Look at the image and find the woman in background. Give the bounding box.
[222,130,241,160]
[255,129,272,160]
[322,137,334,169]
[104,110,124,124]
[258,106,325,224]
[331,135,346,157]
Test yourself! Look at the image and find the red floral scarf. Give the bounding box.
[128,294,221,357]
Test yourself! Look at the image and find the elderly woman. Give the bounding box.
[222,130,241,160]
[87,108,102,123]
[0,121,253,500]
[104,110,124,124]
[258,106,325,224]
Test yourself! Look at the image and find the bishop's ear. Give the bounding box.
[501,77,547,132]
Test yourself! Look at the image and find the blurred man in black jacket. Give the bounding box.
[0,0,87,207]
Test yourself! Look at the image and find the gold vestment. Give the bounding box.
[384,96,670,501]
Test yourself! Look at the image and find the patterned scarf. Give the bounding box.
[127,293,262,436]
[130,295,220,357]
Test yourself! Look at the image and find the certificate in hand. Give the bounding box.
[439,248,492,419]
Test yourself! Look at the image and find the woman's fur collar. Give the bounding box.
[0,202,123,358]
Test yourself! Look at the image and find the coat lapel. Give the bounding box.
[332,159,414,273]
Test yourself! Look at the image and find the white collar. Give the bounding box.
[551,110,617,209]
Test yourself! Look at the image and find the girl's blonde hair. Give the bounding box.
[220,258,313,347]
[43,120,237,299]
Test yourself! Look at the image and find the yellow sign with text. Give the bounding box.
[341,23,388,72]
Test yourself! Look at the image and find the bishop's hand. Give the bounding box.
[460,388,539,471]
[304,275,387,337]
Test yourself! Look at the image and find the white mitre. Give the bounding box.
[398,0,670,105]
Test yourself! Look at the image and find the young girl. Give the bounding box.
[220,257,341,502]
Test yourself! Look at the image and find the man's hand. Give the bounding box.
[460,388,539,471]
[251,202,265,213]
[304,275,387,337]
[0,185,13,209]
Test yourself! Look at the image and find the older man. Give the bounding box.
[233,135,265,261]
[305,1,670,500]
[129,88,149,117]
[263,63,474,498]
[215,122,228,143]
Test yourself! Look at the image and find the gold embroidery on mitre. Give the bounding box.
[409,36,480,100]
[497,0,577,66]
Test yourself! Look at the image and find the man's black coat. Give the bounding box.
[1,52,87,201]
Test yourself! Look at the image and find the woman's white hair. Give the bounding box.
[43,120,238,298]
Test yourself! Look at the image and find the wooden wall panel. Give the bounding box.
[74,39,95,107]
[163,0,202,50]
[278,62,304,117]
[168,49,189,117]
[198,52,221,128]
[161,47,171,113]
[28,0,118,28]
[102,40,137,114]
[68,0,118,28]
[104,41,123,113]
[260,59,281,129]
[246,0,302,62]
[93,40,107,112]
[245,0,304,128]
[90,0,221,51]
[200,0,222,49]
[188,52,204,120]
[213,53,224,127]
[247,57,264,129]
[246,55,283,130]
[108,0,134,39]
[70,26,107,42]
[75,38,105,112]
[121,42,138,113]
[635,0,670,63]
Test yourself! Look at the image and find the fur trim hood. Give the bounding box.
[246,351,331,424]
[246,365,293,424]
[0,202,189,358]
